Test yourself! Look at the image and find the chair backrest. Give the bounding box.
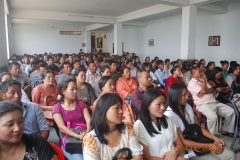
[49,142,65,160]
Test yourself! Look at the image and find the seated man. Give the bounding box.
[0,79,50,139]
[188,67,235,135]
[154,60,169,86]
[131,71,152,119]
[57,61,73,84]
[47,56,60,72]
[85,62,101,86]
[31,64,47,89]
[110,61,120,84]
[9,62,31,90]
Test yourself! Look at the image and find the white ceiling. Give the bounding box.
[8,0,161,17]
[6,0,240,32]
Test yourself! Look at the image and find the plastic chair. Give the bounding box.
[192,103,208,130]
[49,142,65,160]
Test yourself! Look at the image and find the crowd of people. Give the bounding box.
[0,50,239,160]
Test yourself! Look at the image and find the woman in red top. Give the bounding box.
[165,66,184,93]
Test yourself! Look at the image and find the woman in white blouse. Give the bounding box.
[164,83,236,160]
[134,89,185,160]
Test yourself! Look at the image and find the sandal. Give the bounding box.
[221,132,239,137]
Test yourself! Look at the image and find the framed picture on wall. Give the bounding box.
[97,37,103,48]
[208,36,220,46]
[148,39,154,47]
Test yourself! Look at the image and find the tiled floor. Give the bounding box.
[47,127,240,159]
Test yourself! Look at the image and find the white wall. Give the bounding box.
[94,31,113,53]
[143,14,182,61]
[13,29,84,55]
[196,2,240,65]
[10,2,240,66]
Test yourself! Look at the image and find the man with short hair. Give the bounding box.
[164,59,172,75]
[25,56,36,75]
[0,79,50,139]
[131,71,152,119]
[188,67,235,135]
[30,60,45,78]
[9,62,31,90]
[85,62,101,86]
[154,60,169,86]
[47,56,60,72]
[110,61,120,84]
[71,60,81,75]
[100,56,109,66]
[57,62,73,84]
[31,64,47,89]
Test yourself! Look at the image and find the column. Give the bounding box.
[114,23,122,55]
[84,31,91,53]
[0,0,8,68]
[180,5,197,60]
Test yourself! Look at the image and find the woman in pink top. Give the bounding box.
[165,66,184,92]
[116,67,138,103]
[52,78,91,160]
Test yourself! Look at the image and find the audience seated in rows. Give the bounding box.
[2,52,240,160]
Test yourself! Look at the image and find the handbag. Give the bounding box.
[183,123,214,156]
[112,147,132,160]
[43,95,57,120]
[60,122,87,154]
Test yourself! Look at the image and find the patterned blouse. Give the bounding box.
[83,123,143,160]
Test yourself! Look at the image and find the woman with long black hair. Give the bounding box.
[83,93,143,160]
[134,89,185,160]
[165,83,235,160]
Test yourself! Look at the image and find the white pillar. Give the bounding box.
[84,31,91,53]
[114,23,122,55]
[0,0,8,68]
[180,5,197,60]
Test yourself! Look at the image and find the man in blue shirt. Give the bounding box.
[0,80,50,140]
[154,60,169,86]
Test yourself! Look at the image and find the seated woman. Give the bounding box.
[91,76,115,111]
[52,78,91,160]
[32,70,58,114]
[116,67,138,104]
[74,69,96,106]
[133,56,143,70]
[32,70,59,137]
[0,72,30,103]
[83,93,143,160]
[0,101,57,160]
[220,60,229,79]
[134,89,185,160]
[225,63,240,92]
[205,61,215,80]
[165,83,236,160]
[92,65,111,97]
[208,67,232,107]
[181,61,190,75]
[91,76,133,124]
[165,66,184,92]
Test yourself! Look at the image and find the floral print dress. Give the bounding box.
[83,123,143,160]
